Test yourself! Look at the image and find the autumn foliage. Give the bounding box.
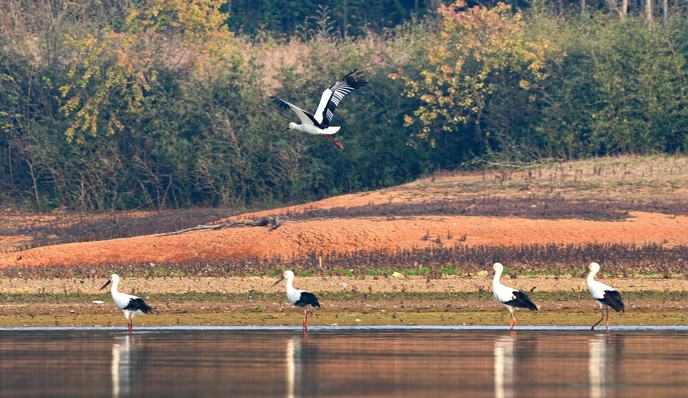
[398,1,559,146]
[59,0,237,143]
[0,1,686,211]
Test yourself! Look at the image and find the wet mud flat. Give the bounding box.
[0,290,686,327]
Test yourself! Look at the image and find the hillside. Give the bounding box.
[1,155,687,271]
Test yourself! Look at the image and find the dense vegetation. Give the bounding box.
[0,0,686,211]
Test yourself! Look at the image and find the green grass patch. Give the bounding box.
[440,266,457,275]
[405,267,431,276]
[331,268,354,277]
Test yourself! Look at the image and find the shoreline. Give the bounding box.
[0,274,685,294]
[1,288,686,327]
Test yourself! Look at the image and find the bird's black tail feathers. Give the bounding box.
[512,291,538,312]
[125,298,153,314]
[297,291,321,308]
[603,290,625,312]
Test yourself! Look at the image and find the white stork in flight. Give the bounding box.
[271,70,367,150]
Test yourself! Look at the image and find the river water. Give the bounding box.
[1,327,687,397]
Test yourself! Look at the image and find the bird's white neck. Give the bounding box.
[587,268,599,282]
[111,278,120,296]
[493,268,503,288]
[286,275,296,293]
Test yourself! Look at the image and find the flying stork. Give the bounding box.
[271,69,367,150]
[492,262,538,330]
[587,262,625,331]
[100,274,152,333]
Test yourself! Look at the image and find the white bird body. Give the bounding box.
[290,122,341,136]
[493,273,519,306]
[101,274,152,332]
[587,262,625,331]
[587,278,615,304]
[286,276,306,306]
[272,70,367,149]
[492,263,538,330]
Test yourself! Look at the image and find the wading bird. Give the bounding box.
[492,262,538,330]
[272,270,320,333]
[587,262,625,331]
[271,69,367,150]
[100,274,152,333]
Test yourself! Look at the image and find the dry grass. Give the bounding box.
[1,242,686,278]
[401,155,688,203]
[0,208,239,253]
[276,196,688,222]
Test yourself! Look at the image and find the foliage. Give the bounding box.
[224,0,435,37]
[58,0,236,143]
[0,1,687,212]
[533,17,688,157]
[398,1,560,148]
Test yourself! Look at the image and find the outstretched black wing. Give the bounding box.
[314,70,367,127]
[295,291,321,308]
[504,290,538,311]
[124,298,153,314]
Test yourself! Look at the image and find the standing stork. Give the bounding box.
[271,69,367,150]
[587,262,625,331]
[100,274,152,333]
[272,270,320,333]
[492,263,538,330]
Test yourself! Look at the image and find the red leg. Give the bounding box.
[322,135,344,150]
[509,313,516,331]
[303,309,309,333]
[605,307,610,332]
[591,308,604,331]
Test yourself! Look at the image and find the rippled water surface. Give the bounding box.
[1,327,687,397]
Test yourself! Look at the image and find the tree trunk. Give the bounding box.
[581,0,586,14]
[343,0,349,37]
[559,0,565,20]
[645,0,653,22]
[621,0,628,19]
[662,0,668,22]
[428,0,439,14]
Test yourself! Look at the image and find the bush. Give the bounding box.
[0,1,686,211]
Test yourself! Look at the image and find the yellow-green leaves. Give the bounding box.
[397,0,558,140]
[59,0,235,144]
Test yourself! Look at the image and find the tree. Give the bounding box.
[58,0,236,144]
[396,1,558,153]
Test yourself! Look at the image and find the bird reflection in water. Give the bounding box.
[111,335,149,398]
[494,335,515,398]
[111,335,132,398]
[589,333,624,398]
[286,336,320,398]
